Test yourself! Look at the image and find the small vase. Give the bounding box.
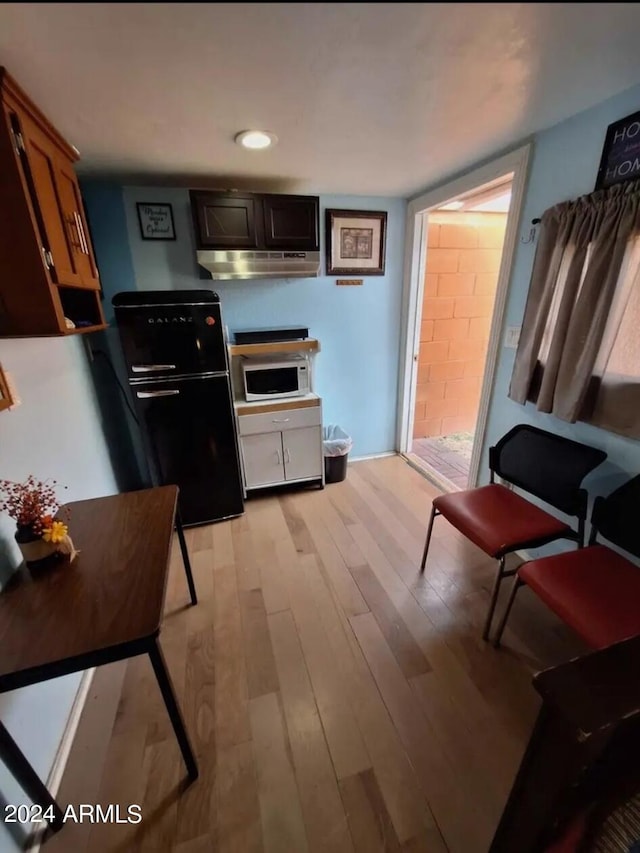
[15,525,68,569]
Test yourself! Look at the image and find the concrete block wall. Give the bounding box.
[414,211,507,439]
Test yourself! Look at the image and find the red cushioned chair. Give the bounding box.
[420,425,607,641]
[493,474,640,649]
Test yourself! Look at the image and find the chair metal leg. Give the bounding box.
[420,506,439,572]
[0,722,64,831]
[493,576,523,648]
[148,639,198,781]
[482,556,506,642]
[175,509,197,606]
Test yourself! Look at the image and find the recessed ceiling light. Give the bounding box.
[235,130,278,150]
[439,200,464,211]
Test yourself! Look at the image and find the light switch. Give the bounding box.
[504,326,521,349]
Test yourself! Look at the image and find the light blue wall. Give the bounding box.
[116,187,406,458]
[0,336,117,849]
[82,182,137,324]
[82,182,149,490]
[482,82,640,508]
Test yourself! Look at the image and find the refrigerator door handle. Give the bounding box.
[132,364,177,373]
[136,389,181,398]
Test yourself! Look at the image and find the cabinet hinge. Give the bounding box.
[41,247,54,270]
[11,129,25,155]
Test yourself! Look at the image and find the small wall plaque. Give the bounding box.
[136,203,176,240]
[336,279,363,286]
[595,109,640,189]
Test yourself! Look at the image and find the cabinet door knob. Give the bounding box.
[275,449,281,464]
[284,448,291,463]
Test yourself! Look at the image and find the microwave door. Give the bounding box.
[245,364,301,398]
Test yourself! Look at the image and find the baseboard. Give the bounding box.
[23,670,95,852]
[515,548,533,563]
[349,451,397,462]
[45,669,95,798]
[29,660,127,852]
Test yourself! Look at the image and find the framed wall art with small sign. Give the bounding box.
[595,109,640,190]
[136,203,176,240]
[326,209,387,275]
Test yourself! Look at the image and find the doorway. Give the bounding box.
[398,146,530,491]
[412,179,512,488]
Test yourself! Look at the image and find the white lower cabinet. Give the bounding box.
[238,404,323,491]
[241,431,285,488]
[282,426,322,482]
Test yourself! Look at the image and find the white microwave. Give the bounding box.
[242,355,311,401]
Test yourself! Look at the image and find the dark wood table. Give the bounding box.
[0,486,198,832]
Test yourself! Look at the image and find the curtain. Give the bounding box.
[509,179,640,438]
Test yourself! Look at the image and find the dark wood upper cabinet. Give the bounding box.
[262,194,319,250]
[190,191,319,252]
[190,192,261,249]
[0,68,105,336]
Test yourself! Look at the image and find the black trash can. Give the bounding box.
[323,425,352,484]
[325,454,349,484]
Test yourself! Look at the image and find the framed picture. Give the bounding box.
[136,203,176,240]
[595,109,640,190]
[326,209,387,275]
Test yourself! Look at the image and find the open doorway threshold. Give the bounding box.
[405,430,473,492]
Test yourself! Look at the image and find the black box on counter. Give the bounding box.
[232,326,309,345]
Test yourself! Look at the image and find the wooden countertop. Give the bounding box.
[234,393,321,416]
[228,339,320,357]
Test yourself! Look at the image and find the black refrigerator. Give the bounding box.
[112,289,244,526]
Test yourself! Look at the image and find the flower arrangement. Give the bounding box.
[0,476,75,567]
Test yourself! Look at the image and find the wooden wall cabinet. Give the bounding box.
[262,195,319,249]
[0,68,105,337]
[191,192,262,249]
[190,191,320,252]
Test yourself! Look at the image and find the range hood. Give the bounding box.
[196,249,321,280]
[190,190,321,280]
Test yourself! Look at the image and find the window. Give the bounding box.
[510,180,640,438]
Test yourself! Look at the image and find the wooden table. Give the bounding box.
[0,486,198,833]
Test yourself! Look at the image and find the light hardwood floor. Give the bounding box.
[81,457,585,853]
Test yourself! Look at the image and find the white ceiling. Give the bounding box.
[2,3,640,197]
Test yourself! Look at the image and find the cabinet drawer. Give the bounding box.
[238,405,321,436]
